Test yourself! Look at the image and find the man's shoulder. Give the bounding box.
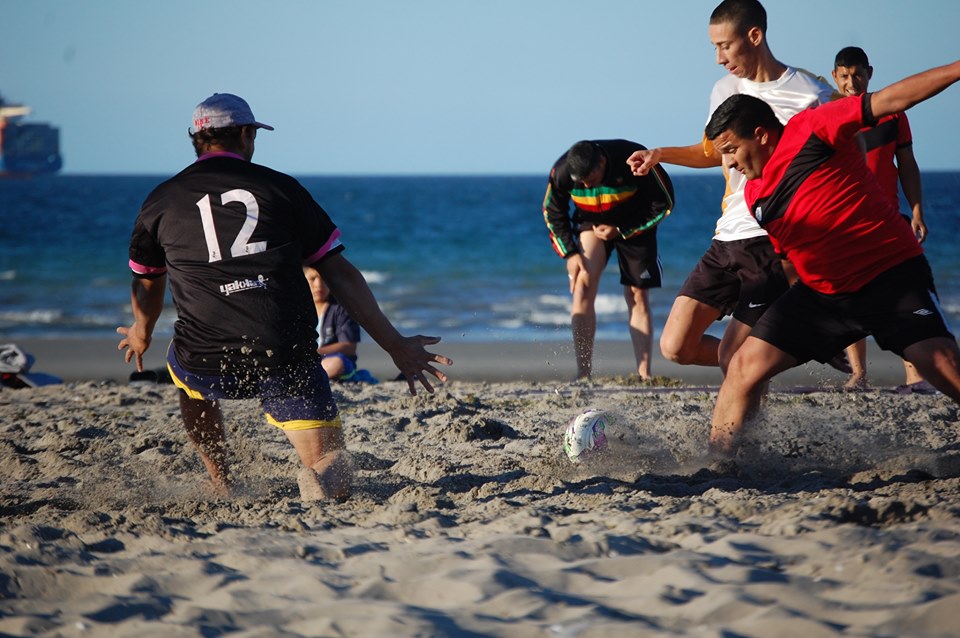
[719,67,834,100]
[710,74,741,99]
[223,158,301,184]
[194,158,307,193]
[141,160,309,213]
[782,66,836,100]
[752,66,837,122]
[551,151,570,171]
[141,169,191,208]
[712,73,739,90]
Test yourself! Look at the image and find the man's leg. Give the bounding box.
[179,392,230,496]
[660,295,723,367]
[902,360,926,385]
[285,427,353,502]
[571,232,607,379]
[843,339,869,389]
[718,317,754,376]
[903,337,960,402]
[624,285,652,379]
[710,336,799,456]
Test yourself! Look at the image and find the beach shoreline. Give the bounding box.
[9,335,911,388]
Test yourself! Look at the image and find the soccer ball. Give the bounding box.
[563,409,609,463]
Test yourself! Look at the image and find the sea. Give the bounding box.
[2,173,960,344]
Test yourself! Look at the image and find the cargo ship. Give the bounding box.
[0,94,62,176]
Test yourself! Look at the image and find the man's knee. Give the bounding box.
[719,320,752,372]
[904,337,960,393]
[721,355,764,397]
[725,339,788,393]
[660,326,698,364]
[718,339,741,375]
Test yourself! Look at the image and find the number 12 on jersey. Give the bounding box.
[196,189,267,262]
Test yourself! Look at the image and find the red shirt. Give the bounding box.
[859,111,912,207]
[744,94,922,294]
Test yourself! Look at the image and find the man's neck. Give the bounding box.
[197,141,250,162]
[749,51,788,83]
[196,150,247,162]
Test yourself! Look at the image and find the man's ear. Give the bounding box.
[747,25,763,47]
[867,65,874,81]
[755,126,769,144]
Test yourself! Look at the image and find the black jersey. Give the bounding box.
[542,139,674,258]
[129,154,344,374]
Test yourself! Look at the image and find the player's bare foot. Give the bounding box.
[296,467,327,502]
[297,452,354,502]
[843,372,868,391]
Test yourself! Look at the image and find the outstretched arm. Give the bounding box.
[870,60,960,121]
[896,145,926,243]
[117,274,167,371]
[311,253,452,394]
[627,142,721,176]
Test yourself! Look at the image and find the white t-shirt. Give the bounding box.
[707,66,835,241]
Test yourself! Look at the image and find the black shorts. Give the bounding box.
[678,236,789,326]
[751,255,954,363]
[579,225,662,289]
[166,343,341,431]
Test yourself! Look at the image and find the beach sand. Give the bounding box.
[2,338,959,636]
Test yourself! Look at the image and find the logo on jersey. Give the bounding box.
[913,308,934,316]
[220,274,269,296]
[754,206,763,223]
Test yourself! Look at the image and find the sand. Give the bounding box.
[2,339,959,637]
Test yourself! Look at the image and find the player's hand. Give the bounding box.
[626,148,662,176]
[116,324,151,372]
[389,335,452,395]
[566,254,589,294]
[912,216,928,244]
[592,224,620,241]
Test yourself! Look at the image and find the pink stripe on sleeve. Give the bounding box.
[129,259,167,276]
[303,229,343,265]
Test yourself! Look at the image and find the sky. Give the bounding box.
[4,0,960,175]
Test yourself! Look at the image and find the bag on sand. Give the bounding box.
[0,343,62,389]
[0,343,30,375]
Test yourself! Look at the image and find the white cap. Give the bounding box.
[191,93,274,133]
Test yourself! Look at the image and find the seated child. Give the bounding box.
[304,266,361,381]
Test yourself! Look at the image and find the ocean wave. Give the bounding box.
[528,310,570,326]
[537,294,569,308]
[534,293,628,317]
[494,317,524,329]
[361,270,389,285]
[0,309,65,324]
[593,294,628,315]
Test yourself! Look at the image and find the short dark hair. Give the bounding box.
[705,94,782,141]
[710,0,767,36]
[834,46,870,69]
[566,141,603,182]
[189,125,246,157]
